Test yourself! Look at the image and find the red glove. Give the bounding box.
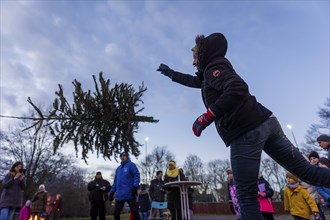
[192,109,215,137]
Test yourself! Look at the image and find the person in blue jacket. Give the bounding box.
[316,157,330,213]
[109,152,141,220]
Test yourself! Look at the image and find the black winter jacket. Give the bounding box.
[171,35,272,145]
[87,178,111,201]
[149,178,165,202]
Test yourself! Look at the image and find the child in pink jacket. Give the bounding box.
[19,200,31,220]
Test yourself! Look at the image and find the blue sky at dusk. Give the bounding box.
[1,1,329,177]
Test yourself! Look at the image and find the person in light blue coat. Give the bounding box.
[317,157,330,212]
[109,152,140,220]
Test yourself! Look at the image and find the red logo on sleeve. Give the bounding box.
[213,69,221,77]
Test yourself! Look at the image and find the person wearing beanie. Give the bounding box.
[308,150,320,165]
[301,151,326,220]
[317,157,330,215]
[317,134,330,160]
[109,152,140,220]
[31,184,48,220]
[87,171,111,220]
[19,200,31,220]
[284,172,319,219]
[157,33,330,220]
[164,160,186,220]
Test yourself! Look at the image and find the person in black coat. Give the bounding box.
[164,160,185,220]
[157,32,330,220]
[149,170,165,217]
[87,171,111,220]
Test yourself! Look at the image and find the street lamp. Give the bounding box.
[286,124,299,148]
[145,137,149,182]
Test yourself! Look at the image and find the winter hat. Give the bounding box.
[96,171,102,175]
[25,200,31,206]
[286,172,299,182]
[318,157,330,168]
[308,151,320,160]
[39,184,46,191]
[120,152,128,157]
[317,134,330,142]
[226,168,233,175]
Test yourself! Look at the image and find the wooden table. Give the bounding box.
[164,181,202,220]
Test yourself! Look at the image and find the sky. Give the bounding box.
[1,1,329,179]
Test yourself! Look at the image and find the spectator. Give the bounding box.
[149,171,165,218]
[284,172,319,220]
[317,134,330,160]
[257,174,274,220]
[316,158,330,215]
[164,160,185,220]
[138,184,150,220]
[109,152,140,220]
[51,194,62,220]
[301,151,326,220]
[0,161,26,220]
[18,200,31,220]
[31,184,48,220]
[87,171,111,220]
[45,195,53,220]
[227,169,240,220]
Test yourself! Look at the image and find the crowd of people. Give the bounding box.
[0,134,330,220]
[0,163,63,220]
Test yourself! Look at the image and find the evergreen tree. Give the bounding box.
[25,72,158,163]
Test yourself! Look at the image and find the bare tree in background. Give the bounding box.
[138,146,174,184]
[207,159,231,202]
[260,157,286,201]
[183,154,210,197]
[302,98,330,156]
[0,115,77,200]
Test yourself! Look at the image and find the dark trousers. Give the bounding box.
[90,200,106,220]
[261,212,274,220]
[114,199,140,220]
[169,209,182,220]
[230,116,330,220]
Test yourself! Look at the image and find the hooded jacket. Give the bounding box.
[257,176,274,213]
[110,159,140,201]
[171,33,272,145]
[284,185,319,219]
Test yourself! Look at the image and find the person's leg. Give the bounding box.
[231,122,267,220]
[99,201,106,220]
[262,212,274,220]
[0,208,9,220]
[7,208,16,220]
[158,208,164,217]
[113,200,125,220]
[90,201,98,220]
[176,209,182,220]
[169,209,176,220]
[127,199,140,220]
[263,117,330,187]
[316,203,325,220]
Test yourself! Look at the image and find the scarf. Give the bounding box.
[287,183,299,189]
[166,168,179,178]
[166,161,179,178]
